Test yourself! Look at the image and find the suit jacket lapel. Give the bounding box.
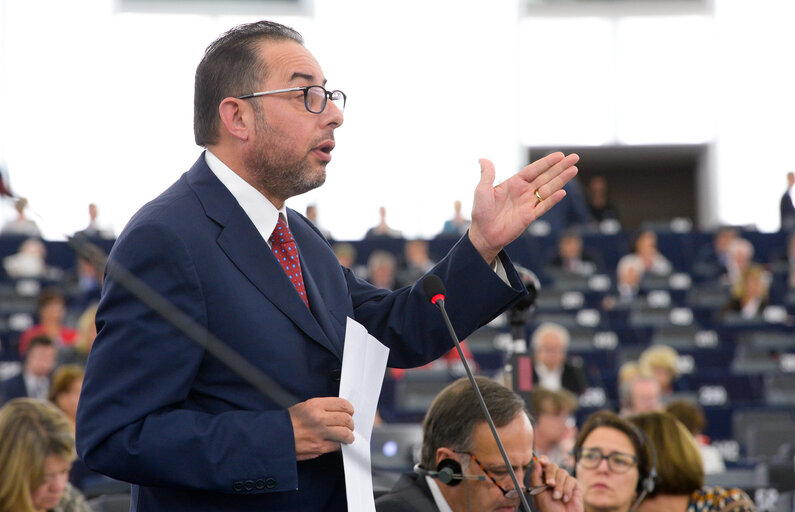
[186,155,341,359]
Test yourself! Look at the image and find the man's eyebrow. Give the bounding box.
[289,72,327,86]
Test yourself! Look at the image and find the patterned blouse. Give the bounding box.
[51,483,93,512]
[687,486,757,512]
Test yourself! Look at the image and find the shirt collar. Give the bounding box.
[425,475,455,512]
[204,150,288,243]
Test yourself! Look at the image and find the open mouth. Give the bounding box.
[313,140,335,162]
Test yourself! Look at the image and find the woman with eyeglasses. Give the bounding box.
[628,412,755,512]
[573,410,654,512]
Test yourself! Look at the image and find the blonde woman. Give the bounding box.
[0,398,92,512]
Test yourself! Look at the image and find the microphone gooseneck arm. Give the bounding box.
[423,275,533,512]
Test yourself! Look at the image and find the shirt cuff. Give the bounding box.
[492,256,509,285]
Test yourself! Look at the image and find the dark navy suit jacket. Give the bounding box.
[0,373,29,404]
[76,154,526,511]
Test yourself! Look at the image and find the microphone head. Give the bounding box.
[422,275,446,305]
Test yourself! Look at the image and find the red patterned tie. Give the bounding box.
[269,215,309,308]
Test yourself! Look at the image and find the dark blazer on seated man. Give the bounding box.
[0,373,27,404]
[76,155,528,512]
[375,472,438,512]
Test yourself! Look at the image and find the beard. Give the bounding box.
[244,108,327,201]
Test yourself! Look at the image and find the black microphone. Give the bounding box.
[413,463,486,485]
[422,275,533,512]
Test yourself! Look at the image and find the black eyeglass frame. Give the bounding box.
[456,451,548,498]
[575,447,639,474]
[235,85,346,114]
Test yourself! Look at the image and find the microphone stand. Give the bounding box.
[426,277,533,512]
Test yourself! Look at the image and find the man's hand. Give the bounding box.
[289,397,355,461]
[469,152,579,265]
[531,456,583,512]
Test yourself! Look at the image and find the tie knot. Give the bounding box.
[270,215,294,245]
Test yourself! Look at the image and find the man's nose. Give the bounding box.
[323,101,344,128]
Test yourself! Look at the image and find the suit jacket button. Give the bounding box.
[244,480,254,491]
[330,369,341,383]
[233,481,244,492]
[265,477,277,489]
[255,479,265,490]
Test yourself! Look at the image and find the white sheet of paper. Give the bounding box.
[339,317,390,512]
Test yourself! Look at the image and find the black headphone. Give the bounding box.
[413,459,486,486]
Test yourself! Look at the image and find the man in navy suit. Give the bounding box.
[76,21,579,511]
[1,336,56,404]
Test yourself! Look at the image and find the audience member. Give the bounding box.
[0,398,92,512]
[780,171,795,231]
[58,304,97,367]
[48,365,84,432]
[619,376,662,417]
[2,237,60,280]
[628,412,756,512]
[530,387,579,471]
[1,336,57,403]
[725,237,756,290]
[585,176,620,227]
[547,230,600,277]
[573,410,653,512]
[63,256,103,316]
[618,361,640,389]
[530,322,588,396]
[75,203,114,239]
[18,288,78,356]
[787,231,795,290]
[305,204,332,239]
[0,197,41,237]
[664,400,725,475]
[631,230,672,277]
[723,265,770,319]
[375,376,582,512]
[693,226,738,280]
[603,254,645,310]
[365,206,403,239]
[638,345,679,398]
[397,239,436,288]
[440,199,470,237]
[366,250,398,290]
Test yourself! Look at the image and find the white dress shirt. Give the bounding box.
[425,476,454,512]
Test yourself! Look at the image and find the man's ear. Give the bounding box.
[435,447,457,468]
[218,97,253,142]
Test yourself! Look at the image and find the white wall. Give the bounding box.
[0,0,793,240]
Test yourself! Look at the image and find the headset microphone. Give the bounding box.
[413,461,486,486]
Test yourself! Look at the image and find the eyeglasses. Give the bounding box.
[457,451,548,499]
[236,85,346,114]
[576,447,638,474]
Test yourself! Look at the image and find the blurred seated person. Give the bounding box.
[619,376,662,417]
[0,196,41,237]
[64,255,103,315]
[74,203,114,239]
[572,410,654,512]
[693,226,738,279]
[365,206,403,239]
[602,255,645,310]
[725,237,756,289]
[18,288,78,356]
[547,230,601,277]
[375,376,582,512]
[2,237,61,280]
[397,239,436,288]
[0,398,92,512]
[367,250,398,290]
[618,361,640,389]
[638,345,679,398]
[629,412,755,512]
[631,230,672,277]
[585,176,621,228]
[531,387,579,471]
[664,400,725,475]
[531,322,588,396]
[58,304,97,367]
[723,265,770,319]
[441,199,470,237]
[305,203,332,240]
[1,336,57,403]
[787,231,795,289]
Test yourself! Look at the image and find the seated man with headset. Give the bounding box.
[375,377,582,512]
